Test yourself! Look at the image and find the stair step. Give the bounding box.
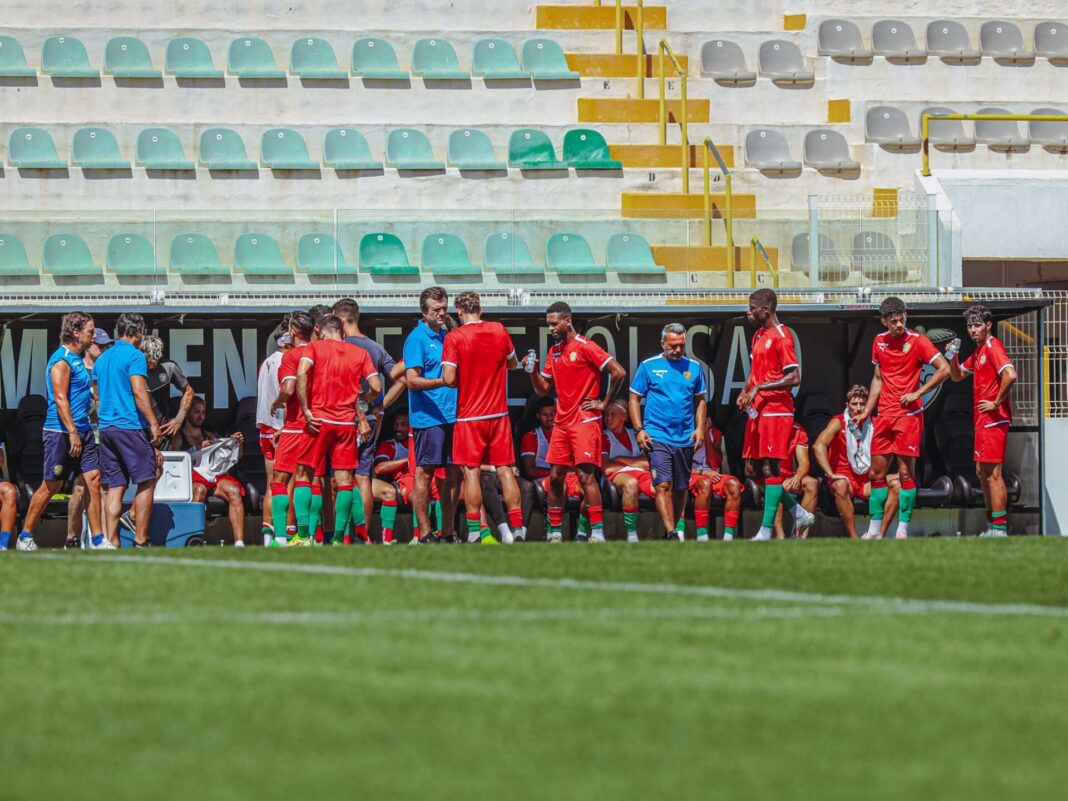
[621,192,757,219]
[566,52,689,77]
[652,245,778,272]
[536,4,667,30]
[578,97,710,124]
[609,143,734,168]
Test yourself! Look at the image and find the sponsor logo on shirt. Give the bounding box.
[652,369,667,378]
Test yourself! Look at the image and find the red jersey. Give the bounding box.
[778,422,809,475]
[871,329,940,418]
[541,335,614,427]
[749,324,799,415]
[374,438,412,480]
[520,427,552,470]
[962,336,1013,426]
[277,343,309,432]
[441,320,515,421]
[828,413,867,479]
[694,425,724,471]
[299,338,378,425]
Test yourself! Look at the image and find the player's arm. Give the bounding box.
[130,375,162,445]
[360,372,383,404]
[270,376,295,414]
[528,358,552,396]
[381,360,408,410]
[405,365,445,392]
[691,394,707,450]
[441,362,457,388]
[813,417,845,480]
[296,358,318,433]
[50,360,82,457]
[947,350,968,382]
[903,353,951,406]
[793,445,811,480]
[161,382,195,439]
[599,359,627,409]
[374,456,406,478]
[857,366,882,423]
[627,389,653,452]
[981,363,1018,413]
[520,453,549,480]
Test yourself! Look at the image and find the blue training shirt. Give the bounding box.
[402,320,456,429]
[629,355,707,448]
[44,346,94,433]
[94,339,150,430]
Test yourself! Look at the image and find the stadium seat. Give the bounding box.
[980,21,1034,64]
[563,129,622,169]
[8,128,66,169]
[1029,107,1068,153]
[1035,22,1068,64]
[351,37,408,79]
[170,233,229,276]
[922,107,975,151]
[43,234,102,277]
[803,129,861,174]
[228,37,285,79]
[323,128,382,170]
[41,35,98,78]
[975,107,1030,152]
[234,234,293,276]
[851,231,906,282]
[104,36,161,78]
[359,233,420,275]
[447,128,506,170]
[818,20,873,63]
[472,38,527,79]
[796,392,835,450]
[165,37,223,78]
[605,233,665,276]
[508,129,565,169]
[71,127,130,169]
[926,21,981,64]
[412,38,469,79]
[107,233,159,277]
[386,129,445,170]
[260,128,318,170]
[699,39,756,86]
[422,233,481,277]
[546,233,605,276]
[758,40,814,85]
[136,128,195,170]
[871,20,927,63]
[6,394,46,491]
[484,232,542,277]
[744,129,801,175]
[790,233,849,281]
[0,35,35,77]
[865,106,922,151]
[0,234,37,277]
[522,39,580,80]
[296,233,357,275]
[199,128,257,170]
[290,37,346,79]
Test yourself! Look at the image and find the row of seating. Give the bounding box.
[0,230,669,280]
[866,106,1068,153]
[790,232,924,283]
[745,128,859,175]
[1,125,621,172]
[0,34,578,81]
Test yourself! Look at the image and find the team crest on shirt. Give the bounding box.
[569,351,577,362]
[764,339,772,350]
[158,371,167,382]
[979,354,988,365]
[901,343,912,353]
[684,371,692,380]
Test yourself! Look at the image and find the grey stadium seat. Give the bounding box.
[872,20,927,63]
[803,129,861,174]
[791,233,849,282]
[1034,22,1068,64]
[1029,107,1068,153]
[980,21,1034,64]
[744,129,801,175]
[922,106,975,152]
[818,20,873,64]
[926,20,981,64]
[866,106,921,151]
[700,39,756,86]
[974,107,1029,152]
[758,40,814,86]
[852,231,907,283]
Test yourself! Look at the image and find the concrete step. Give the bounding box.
[622,191,756,218]
[609,143,734,168]
[652,245,778,272]
[578,97,710,124]
[536,4,667,30]
[566,53,690,78]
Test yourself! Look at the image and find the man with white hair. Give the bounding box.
[140,334,195,447]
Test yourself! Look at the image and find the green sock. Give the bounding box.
[466,515,481,538]
[309,491,324,539]
[780,490,797,510]
[899,487,917,523]
[697,523,709,539]
[350,492,366,529]
[271,493,290,541]
[992,510,1007,531]
[869,486,889,521]
[724,524,735,539]
[431,500,442,532]
[675,517,685,534]
[480,526,492,542]
[293,484,313,537]
[578,513,590,534]
[333,488,354,541]
[762,483,784,527]
[381,501,398,533]
[623,509,637,536]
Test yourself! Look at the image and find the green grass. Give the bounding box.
[2,539,1067,801]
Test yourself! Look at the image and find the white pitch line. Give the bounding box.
[30,552,1068,619]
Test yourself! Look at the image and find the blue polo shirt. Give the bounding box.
[94,340,149,430]
[630,356,707,448]
[402,320,456,429]
[44,346,94,433]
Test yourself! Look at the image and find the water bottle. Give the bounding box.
[945,337,961,361]
[524,349,537,374]
[847,418,862,440]
[746,405,758,420]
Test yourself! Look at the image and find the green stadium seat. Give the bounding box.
[563,129,622,169]
[136,128,194,170]
[107,233,159,276]
[359,233,420,276]
[412,38,469,79]
[0,234,37,277]
[546,232,606,276]
[43,234,102,277]
[472,39,527,79]
[484,232,542,277]
[605,233,665,275]
[386,129,445,170]
[8,128,66,169]
[351,37,408,79]
[104,36,161,78]
[447,128,506,170]
[296,233,357,276]
[290,37,346,79]
[323,128,382,170]
[522,39,580,80]
[260,128,318,170]
[228,37,285,79]
[41,36,99,78]
[199,128,257,170]
[165,37,223,78]
[0,35,35,77]
[71,127,130,169]
[508,128,565,169]
[170,233,229,276]
[234,233,293,276]
[422,233,481,277]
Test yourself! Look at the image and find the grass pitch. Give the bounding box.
[2,538,1066,801]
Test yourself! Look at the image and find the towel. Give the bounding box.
[844,411,873,474]
[190,437,241,484]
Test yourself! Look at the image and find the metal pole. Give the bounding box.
[1038,305,1047,535]
[636,0,644,99]
[615,0,622,55]
[680,74,688,193]
[725,172,734,287]
[658,45,665,145]
[749,238,757,288]
[703,145,710,247]
[926,193,939,286]
[808,195,820,287]
[921,113,930,176]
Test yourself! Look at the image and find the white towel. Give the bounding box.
[844,411,873,475]
[190,437,241,484]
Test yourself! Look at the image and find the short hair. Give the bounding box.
[607,398,628,413]
[289,310,314,341]
[115,312,146,340]
[846,384,869,403]
[879,296,907,318]
[332,298,360,325]
[140,335,164,364]
[546,301,572,318]
[320,314,343,335]
[60,311,93,346]
[534,394,555,411]
[455,291,481,314]
[419,286,448,314]
[190,396,207,409]
[963,304,992,326]
[749,288,777,310]
[308,304,332,326]
[661,322,686,340]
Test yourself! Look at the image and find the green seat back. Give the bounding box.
[260,128,318,169]
[447,128,506,169]
[290,37,345,78]
[41,35,98,78]
[228,37,285,78]
[170,233,227,276]
[351,37,407,78]
[43,234,101,276]
[0,233,36,276]
[297,233,355,275]
[485,232,539,275]
[473,39,526,78]
[412,38,468,78]
[199,128,257,169]
[107,233,158,276]
[136,127,194,169]
[323,128,381,169]
[522,38,579,79]
[563,128,622,168]
[422,233,479,275]
[104,36,160,78]
[72,127,130,169]
[8,128,66,168]
[386,128,444,169]
[234,233,292,275]
[359,233,419,275]
[606,232,663,273]
[0,35,35,77]
[508,128,562,167]
[166,37,223,78]
[546,232,604,274]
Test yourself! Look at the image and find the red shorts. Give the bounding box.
[872,414,923,457]
[689,469,729,498]
[396,473,441,504]
[272,430,306,475]
[974,421,1008,464]
[453,416,514,467]
[258,424,278,461]
[609,467,655,499]
[297,423,358,476]
[192,471,245,496]
[539,472,583,499]
[743,414,794,461]
[825,472,868,499]
[547,420,603,468]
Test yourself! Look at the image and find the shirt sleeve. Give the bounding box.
[359,349,379,384]
[441,331,459,368]
[871,338,881,368]
[692,364,707,397]
[501,327,516,360]
[961,352,975,374]
[129,349,148,379]
[540,348,554,381]
[519,431,537,457]
[584,338,614,371]
[629,362,649,397]
[379,344,397,378]
[299,341,318,366]
[779,330,799,371]
[374,441,396,462]
[989,339,1014,375]
[278,351,297,384]
[796,426,810,448]
[402,332,424,374]
[917,335,941,365]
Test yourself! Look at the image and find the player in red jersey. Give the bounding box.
[602,400,653,543]
[689,418,743,541]
[736,288,814,541]
[772,421,820,539]
[519,396,585,534]
[526,301,626,543]
[947,304,1017,537]
[857,296,950,539]
[295,315,381,546]
[441,291,523,544]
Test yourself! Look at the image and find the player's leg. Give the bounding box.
[331,467,356,545]
[753,458,783,541]
[82,469,107,548]
[792,476,819,538]
[131,478,156,547]
[18,479,63,550]
[544,423,574,543]
[0,481,18,550]
[291,465,314,543]
[372,479,399,544]
[410,466,434,540]
[979,462,1008,536]
[516,476,536,541]
[773,502,786,540]
[648,442,678,539]
[496,466,523,543]
[575,464,603,542]
[894,455,918,539]
[865,452,892,540]
[832,478,859,539]
[461,465,492,543]
[215,478,245,547]
[721,478,742,541]
[66,475,87,548]
[614,472,641,542]
[104,484,126,546]
[691,475,712,542]
[880,476,901,539]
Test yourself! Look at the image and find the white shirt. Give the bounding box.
[256,350,285,430]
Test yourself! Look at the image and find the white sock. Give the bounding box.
[722,531,733,541]
[896,522,909,538]
[591,530,606,542]
[234,540,245,548]
[513,526,526,541]
[627,531,639,542]
[263,533,273,547]
[468,530,481,543]
[867,518,882,537]
[753,526,773,541]
[497,522,514,545]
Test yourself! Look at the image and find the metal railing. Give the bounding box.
[921,112,1068,175]
[701,137,734,285]
[749,237,777,288]
[657,38,687,190]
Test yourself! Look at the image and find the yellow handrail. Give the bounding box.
[701,137,734,286]
[922,112,1068,176]
[658,39,687,190]
[749,237,777,288]
[635,1,645,97]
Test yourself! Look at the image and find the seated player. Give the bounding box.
[690,419,743,541]
[518,396,587,540]
[372,412,431,546]
[602,399,653,543]
[0,447,18,550]
[773,421,820,539]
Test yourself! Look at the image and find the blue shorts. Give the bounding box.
[355,428,378,477]
[648,441,694,492]
[99,427,157,488]
[42,429,100,482]
[412,423,454,468]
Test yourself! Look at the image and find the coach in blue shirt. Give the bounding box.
[629,323,708,541]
